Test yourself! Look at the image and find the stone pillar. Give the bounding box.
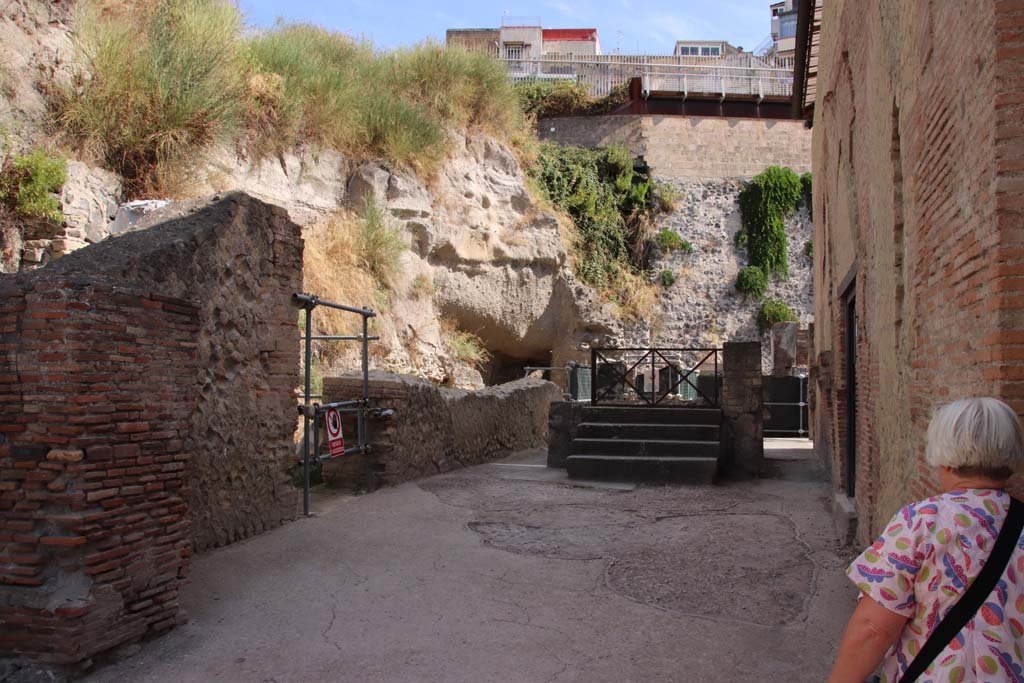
[770,322,799,377]
[547,401,583,468]
[720,341,764,478]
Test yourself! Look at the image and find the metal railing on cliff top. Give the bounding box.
[496,52,795,99]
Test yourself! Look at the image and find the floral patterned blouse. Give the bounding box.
[848,489,1024,683]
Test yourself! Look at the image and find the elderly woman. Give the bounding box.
[830,398,1024,683]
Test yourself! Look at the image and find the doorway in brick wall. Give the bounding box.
[845,295,858,498]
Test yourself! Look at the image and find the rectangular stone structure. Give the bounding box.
[719,341,764,478]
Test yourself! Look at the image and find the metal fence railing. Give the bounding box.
[498,54,794,98]
[590,348,722,407]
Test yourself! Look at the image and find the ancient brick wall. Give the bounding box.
[812,0,1024,543]
[0,278,198,663]
[45,193,303,551]
[539,115,812,178]
[320,374,561,489]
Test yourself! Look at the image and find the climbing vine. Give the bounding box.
[735,265,768,300]
[738,165,803,278]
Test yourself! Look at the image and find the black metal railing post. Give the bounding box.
[590,347,597,404]
[715,349,720,406]
[302,302,312,517]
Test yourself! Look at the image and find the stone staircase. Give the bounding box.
[566,405,722,482]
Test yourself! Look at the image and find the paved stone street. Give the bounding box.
[86,440,856,682]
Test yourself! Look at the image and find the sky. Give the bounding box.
[236,0,772,55]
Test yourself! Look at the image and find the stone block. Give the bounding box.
[547,401,583,468]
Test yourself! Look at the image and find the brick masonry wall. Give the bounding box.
[539,115,812,179]
[319,373,561,489]
[46,193,303,551]
[0,278,198,664]
[812,0,1024,543]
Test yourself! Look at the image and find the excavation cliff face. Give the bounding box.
[186,136,625,386]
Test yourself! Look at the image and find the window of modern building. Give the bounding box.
[505,43,523,60]
[701,47,711,56]
[710,47,720,56]
[780,14,798,39]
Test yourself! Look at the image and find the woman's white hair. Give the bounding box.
[925,397,1024,471]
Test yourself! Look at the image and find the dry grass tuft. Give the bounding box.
[440,317,489,367]
[609,270,658,321]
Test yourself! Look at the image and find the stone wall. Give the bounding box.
[647,179,812,369]
[812,0,1024,543]
[0,279,198,665]
[44,193,303,551]
[719,341,764,478]
[539,115,812,178]
[320,374,561,489]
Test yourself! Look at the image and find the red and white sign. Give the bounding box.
[323,408,346,459]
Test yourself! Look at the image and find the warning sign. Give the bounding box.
[323,407,345,459]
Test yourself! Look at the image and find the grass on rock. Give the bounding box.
[54,0,528,196]
[441,318,489,367]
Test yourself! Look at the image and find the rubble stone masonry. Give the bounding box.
[0,193,303,665]
[812,0,1024,543]
[321,374,561,489]
[0,279,198,663]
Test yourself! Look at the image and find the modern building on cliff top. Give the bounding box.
[445,18,600,59]
[795,0,1024,545]
[673,40,743,58]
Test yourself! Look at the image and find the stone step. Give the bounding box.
[576,422,720,441]
[567,454,718,482]
[569,438,720,459]
[581,406,722,425]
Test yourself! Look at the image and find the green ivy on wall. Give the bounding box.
[738,165,803,278]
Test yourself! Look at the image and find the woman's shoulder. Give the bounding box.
[889,490,1008,531]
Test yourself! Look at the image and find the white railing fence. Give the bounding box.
[498,53,795,98]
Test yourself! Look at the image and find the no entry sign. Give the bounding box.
[323,407,346,459]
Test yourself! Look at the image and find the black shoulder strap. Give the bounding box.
[899,496,1024,683]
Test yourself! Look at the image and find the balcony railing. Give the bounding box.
[498,53,794,99]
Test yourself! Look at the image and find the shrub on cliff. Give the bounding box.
[757,298,797,332]
[735,265,768,301]
[515,81,630,120]
[527,142,678,318]
[738,165,803,278]
[0,150,67,222]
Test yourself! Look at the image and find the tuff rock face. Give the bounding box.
[189,135,625,387]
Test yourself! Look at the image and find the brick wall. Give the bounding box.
[812,0,1024,543]
[0,278,198,663]
[539,115,812,179]
[46,193,303,551]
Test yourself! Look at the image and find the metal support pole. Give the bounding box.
[312,403,320,479]
[651,352,656,404]
[715,349,720,407]
[360,313,369,453]
[590,347,597,405]
[302,305,312,517]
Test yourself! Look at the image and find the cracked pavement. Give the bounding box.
[85,440,856,682]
